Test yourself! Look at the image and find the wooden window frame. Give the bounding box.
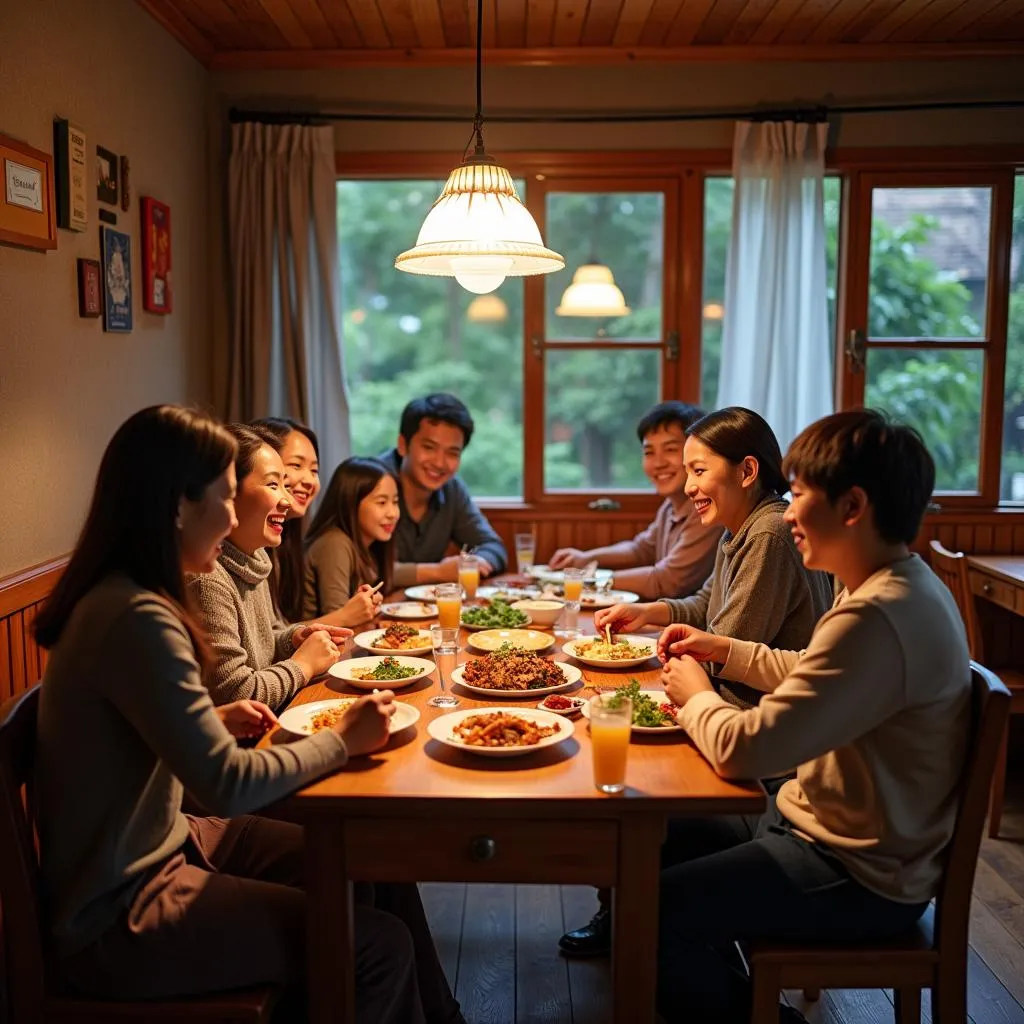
[336,145,1024,513]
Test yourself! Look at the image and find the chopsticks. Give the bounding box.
[369,580,385,594]
[604,622,613,646]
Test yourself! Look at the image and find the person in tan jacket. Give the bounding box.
[650,409,971,1024]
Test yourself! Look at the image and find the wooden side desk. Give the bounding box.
[966,555,1024,618]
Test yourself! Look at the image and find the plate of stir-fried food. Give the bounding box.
[562,634,657,669]
[278,698,420,736]
[354,624,434,655]
[581,680,683,734]
[328,655,435,690]
[427,707,573,757]
[450,643,582,697]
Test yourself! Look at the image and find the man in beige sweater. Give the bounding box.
[651,410,971,1024]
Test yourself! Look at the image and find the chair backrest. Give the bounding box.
[0,685,46,1021]
[929,540,982,659]
[933,663,1010,957]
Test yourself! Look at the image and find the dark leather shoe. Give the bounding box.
[557,907,611,956]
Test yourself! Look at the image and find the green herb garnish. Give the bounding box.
[461,599,530,628]
[355,656,418,681]
[606,678,675,727]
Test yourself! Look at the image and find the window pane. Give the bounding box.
[544,348,661,489]
[338,180,523,498]
[700,176,841,409]
[1001,174,1024,501]
[868,187,990,340]
[866,348,983,493]
[545,192,664,341]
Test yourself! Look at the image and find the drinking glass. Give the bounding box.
[514,531,536,575]
[556,567,584,639]
[589,693,632,794]
[428,626,460,708]
[434,582,462,629]
[458,552,480,601]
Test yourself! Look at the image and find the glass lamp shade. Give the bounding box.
[555,264,631,317]
[466,293,509,322]
[395,160,564,294]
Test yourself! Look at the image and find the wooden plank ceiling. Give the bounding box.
[137,0,1024,67]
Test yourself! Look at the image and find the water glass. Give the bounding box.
[589,693,632,794]
[458,552,480,600]
[428,626,460,708]
[514,531,536,575]
[434,582,462,629]
[557,567,584,639]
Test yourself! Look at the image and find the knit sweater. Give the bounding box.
[661,497,833,709]
[303,526,364,620]
[680,555,971,904]
[187,542,305,711]
[36,575,348,955]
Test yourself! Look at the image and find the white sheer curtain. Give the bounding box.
[227,122,350,475]
[715,120,833,450]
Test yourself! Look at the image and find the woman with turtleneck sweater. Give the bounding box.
[188,425,350,711]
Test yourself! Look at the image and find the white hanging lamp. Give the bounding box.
[466,293,508,322]
[555,262,631,317]
[394,0,563,295]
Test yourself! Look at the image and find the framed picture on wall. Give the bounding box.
[101,225,132,332]
[77,258,101,317]
[141,196,172,313]
[0,131,57,251]
[96,145,118,206]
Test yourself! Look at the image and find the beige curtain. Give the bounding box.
[227,121,350,473]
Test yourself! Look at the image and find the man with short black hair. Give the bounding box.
[379,394,507,587]
[650,409,972,1024]
[549,401,722,599]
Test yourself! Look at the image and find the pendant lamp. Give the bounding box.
[467,293,509,322]
[555,263,631,317]
[394,0,563,294]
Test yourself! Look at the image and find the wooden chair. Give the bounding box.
[929,539,1024,837]
[0,686,279,1023]
[747,662,1011,1024]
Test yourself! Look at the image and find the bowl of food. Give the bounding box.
[451,643,580,696]
[510,598,565,627]
[353,624,433,656]
[426,707,574,757]
[460,598,531,630]
[328,655,435,690]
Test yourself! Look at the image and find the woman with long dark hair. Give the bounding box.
[560,406,833,958]
[303,456,400,621]
[33,405,436,1020]
[253,418,383,626]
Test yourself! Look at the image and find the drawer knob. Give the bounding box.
[983,582,994,595]
[469,836,497,861]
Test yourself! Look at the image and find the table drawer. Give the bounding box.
[342,817,618,886]
[969,569,1018,614]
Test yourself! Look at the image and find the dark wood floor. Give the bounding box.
[422,738,1024,1024]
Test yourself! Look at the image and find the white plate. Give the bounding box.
[427,706,574,757]
[381,601,438,619]
[461,612,533,631]
[328,655,436,690]
[579,588,641,609]
[563,635,658,669]
[536,695,586,716]
[278,698,420,736]
[450,659,582,697]
[529,565,615,585]
[353,627,434,656]
[466,628,555,653]
[580,689,683,734]
[405,584,542,602]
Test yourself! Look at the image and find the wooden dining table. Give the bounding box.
[263,589,765,1024]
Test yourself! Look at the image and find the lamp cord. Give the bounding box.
[463,0,486,160]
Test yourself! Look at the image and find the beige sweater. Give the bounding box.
[36,575,348,955]
[679,554,971,904]
[303,526,364,620]
[188,542,305,711]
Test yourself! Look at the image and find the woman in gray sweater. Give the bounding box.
[33,405,444,1021]
[188,424,349,711]
[562,407,833,958]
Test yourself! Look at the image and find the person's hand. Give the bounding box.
[474,556,497,578]
[432,555,462,582]
[341,586,380,625]
[334,691,396,755]
[657,624,729,665]
[292,623,353,648]
[594,602,656,634]
[292,630,342,679]
[217,699,278,739]
[661,655,715,707]
[549,547,586,570]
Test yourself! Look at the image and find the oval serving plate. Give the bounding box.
[466,628,554,653]
[563,635,658,669]
[426,706,574,757]
[380,601,438,620]
[353,627,434,656]
[328,655,435,691]
[580,689,683,734]
[278,698,420,736]
[450,660,582,698]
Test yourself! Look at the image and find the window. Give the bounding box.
[1001,174,1024,501]
[337,180,524,499]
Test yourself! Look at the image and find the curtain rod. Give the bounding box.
[228,97,1024,126]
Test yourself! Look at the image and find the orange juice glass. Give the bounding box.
[458,554,480,600]
[563,574,584,603]
[435,583,462,629]
[589,694,632,794]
